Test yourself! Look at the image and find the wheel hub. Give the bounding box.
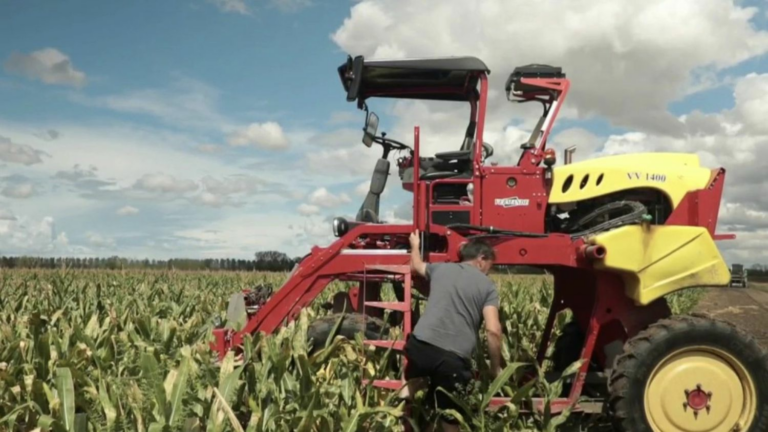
[683,384,712,418]
[644,347,756,432]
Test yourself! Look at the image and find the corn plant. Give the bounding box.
[0,268,704,431]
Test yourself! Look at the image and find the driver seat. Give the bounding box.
[356,158,389,223]
[419,121,491,181]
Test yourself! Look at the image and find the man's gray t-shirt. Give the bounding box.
[411,262,500,360]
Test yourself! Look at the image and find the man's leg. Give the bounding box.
[401,336,430,400]
[432,356,474,432]
[398,377,428,400]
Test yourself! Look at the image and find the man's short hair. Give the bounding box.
[459,239,496,262]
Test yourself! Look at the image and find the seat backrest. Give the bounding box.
[356,158,390,222]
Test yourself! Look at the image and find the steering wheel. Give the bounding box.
[373,135,411,152]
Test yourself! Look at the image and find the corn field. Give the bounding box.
[0,269,704,431]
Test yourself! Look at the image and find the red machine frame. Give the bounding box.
[211,63,732,415]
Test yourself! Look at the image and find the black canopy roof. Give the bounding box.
[338,56,491,102]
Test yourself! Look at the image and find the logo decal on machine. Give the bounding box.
[494,196,530,208]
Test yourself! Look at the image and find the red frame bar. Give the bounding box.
[515,78,570,169]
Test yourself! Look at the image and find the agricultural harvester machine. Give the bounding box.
[212,56,768,431]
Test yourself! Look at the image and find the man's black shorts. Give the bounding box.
[404,334,474,424]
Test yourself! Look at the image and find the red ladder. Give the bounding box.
[361,264,413,391]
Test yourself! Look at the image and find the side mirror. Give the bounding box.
[362,112,379,148]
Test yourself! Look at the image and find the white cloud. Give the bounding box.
[0,135,45,165]
[3,48,87,88]
[297,203,320,216]
[207,0,310,15]
[70,76,229,132]
[34,129,61,141]
[200,175,268,196]
[308,187,351,208]
[732,73,768,135]
[133,173,198,194]
[116,205,139,216]
[86,232,116,248]
[2,183,35,199]
[304,145,379,177]
[227,121,289,149]
[173,211,319,258]
[0,215,69,254]
[197,143,222,153]
[271,0,311,12]
[54,164,98,182]
[0,209,16,221]
[196,191,223,207]
[195,174,283,207]
[331,0,768,136]
[208,0,249,14]
[355,181,370,197]
[329,111,359,125]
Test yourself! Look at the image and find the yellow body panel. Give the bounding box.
[549,152,712,207]
[589,225,731,305]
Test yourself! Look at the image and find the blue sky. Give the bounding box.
[2,0,768,265]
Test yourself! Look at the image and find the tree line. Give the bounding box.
[3,252,767,279]
[0,251,303,272]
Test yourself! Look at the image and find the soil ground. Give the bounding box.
[692,283,768,349]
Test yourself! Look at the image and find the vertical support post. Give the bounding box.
[412,126,420,231]
[474,73,488,166]
[473,74,488,226]
[402,271,412,377]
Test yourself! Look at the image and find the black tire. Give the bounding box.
[306,312,389,353]
[550,320,604,397]
[551,320,588,373]
[607,314,768,432]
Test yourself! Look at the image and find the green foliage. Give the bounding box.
[0,269,705,431]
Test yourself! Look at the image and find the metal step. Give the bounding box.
[365,264,411,274]
[364,301,410,312]
[364,379,405,391]
[364,340,405,351]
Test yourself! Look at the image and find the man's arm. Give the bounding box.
[409,230,427,278]
[483,304,503,378]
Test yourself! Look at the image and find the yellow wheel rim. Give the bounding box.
[644,346,756,432]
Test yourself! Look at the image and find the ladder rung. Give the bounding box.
[364,340,405,350]
[364,301,409,312]
[363,379,405,390]
[338,273,403,282]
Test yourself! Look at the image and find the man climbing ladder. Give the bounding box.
[400,230,504,431]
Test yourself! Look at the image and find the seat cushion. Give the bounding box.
[420,171,472,181]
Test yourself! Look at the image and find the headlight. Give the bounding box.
[332,217,349,237]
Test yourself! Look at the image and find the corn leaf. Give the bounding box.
[55,367,75,432]
[167,357,191,426]
[212,387,244,432]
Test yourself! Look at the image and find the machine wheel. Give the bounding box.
[549,320,605,397]
[607,314,768,432]
[551,320,589,372]
[306,312,389,353]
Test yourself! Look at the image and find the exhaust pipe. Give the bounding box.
[564,146,576,165]
[580,244,606,260]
